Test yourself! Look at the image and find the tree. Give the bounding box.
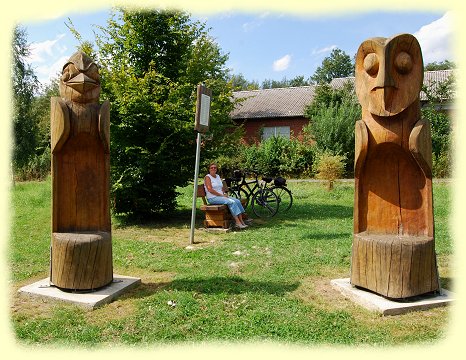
[228,73,259,90]
[303,81,361,174]
[11,26,39,172]
[261,75,308,89]
[92,9,241,218]
[421,74,455,177]
[310,48,353,84]
[424,60,455,71]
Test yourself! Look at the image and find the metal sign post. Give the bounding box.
[189,84,211,245]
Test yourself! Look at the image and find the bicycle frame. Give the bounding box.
[228,170,259,198]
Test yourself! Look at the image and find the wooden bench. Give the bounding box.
[197,183,232,228]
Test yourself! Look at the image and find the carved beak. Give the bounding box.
[66,73,98,93]
[371,62,397,114]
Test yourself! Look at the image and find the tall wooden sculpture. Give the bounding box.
[351,34,439,299]
[50,51,112,290]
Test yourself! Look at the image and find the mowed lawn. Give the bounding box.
[9,178,453,346]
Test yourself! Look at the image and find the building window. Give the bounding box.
[261,126,290,141]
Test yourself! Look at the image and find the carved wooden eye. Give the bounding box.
[363,53,379,76]
[61,68,71,82]
[395,51,412,74]
[61,64,79,82]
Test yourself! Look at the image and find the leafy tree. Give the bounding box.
[314,151,345,190]
[288,75,308,87]
[261,75,308,89]
[11,26,39,172]
[421,74,455,177]
[310,48,353,84]
[303,81,360,174]
[31,79,59,154]
[228,73,259,90]
[424,60,455,71]
[91,9,241,218]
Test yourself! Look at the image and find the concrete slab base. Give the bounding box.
[330,278,454,316]
[18,274,141,310]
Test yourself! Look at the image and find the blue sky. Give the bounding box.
[22,9,453,86]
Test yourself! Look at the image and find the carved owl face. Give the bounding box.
[355,33,423,117]
[59,51,100,103]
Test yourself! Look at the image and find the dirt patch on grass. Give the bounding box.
[292,274,357,312]
[10,275,60,320]
[113,226,226,248]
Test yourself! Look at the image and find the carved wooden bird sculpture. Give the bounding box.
[50,51,112,290]
[350,34,439,299]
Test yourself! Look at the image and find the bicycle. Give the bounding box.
[226,169,258,208]
[263,176,293,213]
[226,170,279,218]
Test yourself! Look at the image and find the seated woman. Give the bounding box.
[204,162,248,229]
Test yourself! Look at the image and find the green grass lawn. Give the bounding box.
[9,178,453,347]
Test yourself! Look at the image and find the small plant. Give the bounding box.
[315,152,345,190]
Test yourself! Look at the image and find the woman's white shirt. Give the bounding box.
[205,174,224,199]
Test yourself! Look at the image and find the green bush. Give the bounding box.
[14,147,51,181]
[222,136,315,178]
[314,151,345,190]
[432,151,452,178]
[303,98,360,176]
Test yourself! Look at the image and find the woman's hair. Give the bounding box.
[208,162,218,170]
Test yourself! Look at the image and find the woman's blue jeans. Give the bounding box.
[207,196,245,217]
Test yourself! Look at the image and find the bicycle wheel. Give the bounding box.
[230,187,250,208]
[272,186,293,212]
[251,189,279,218]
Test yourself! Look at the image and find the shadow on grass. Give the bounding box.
[113,208,200,229]
[273,203,353,220]
[113,202,353,231]
[130,276,299,298]
[299,232,352,241]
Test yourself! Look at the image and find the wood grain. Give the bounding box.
[351,34,439,298]
[50,51,112,290]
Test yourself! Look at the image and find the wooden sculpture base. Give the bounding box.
[51,231,113,290]
[350,232,439,299]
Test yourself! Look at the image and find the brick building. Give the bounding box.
[231,70,454,144]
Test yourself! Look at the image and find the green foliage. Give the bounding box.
[314,152,345,190]
[65,18,96,58]
[310,48,353,84]
[19,79,61,181]
[261,75,309,89]
[90,9,240,218]
[424,60,455,71]
[12,26,40,172]
[432,151,452,178]
[303,82,361,174]
[421,74,454,178]
[228,73,259,90]
[228,136,315,178]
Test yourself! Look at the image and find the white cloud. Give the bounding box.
[34,55,70,84]
[242,20,262,32]
[414,11,453,64]
[27,34,67,63]
[26,34,70,84]
[312,45,337,55]
[273,54,291,72]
